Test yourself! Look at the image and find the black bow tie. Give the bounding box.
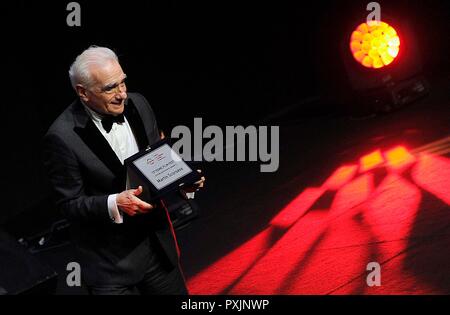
[101,114,125,133]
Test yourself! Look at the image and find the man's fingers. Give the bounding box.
[195,182,204,188]
[195,176,205,183]
[127,201,153,215]
[140,201,153,210]
[194,170,205,188]
[127,208,137,216]
[133,198,153,211]
[118,187,154,216]
[133,186,143,196]
[195,176,206,186]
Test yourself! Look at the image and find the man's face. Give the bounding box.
[77,60,128,116]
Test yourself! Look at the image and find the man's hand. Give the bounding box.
[180,170,206,196]
[117,186,154,216]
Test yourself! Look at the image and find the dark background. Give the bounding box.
[2,0,449,225]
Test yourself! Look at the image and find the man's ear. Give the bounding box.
[76,84,89,102]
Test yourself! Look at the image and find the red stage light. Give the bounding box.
[270,188,326,228]
[187,146,450,295]
[322,165,359,191]
[360,150,384,172]
[350,21,400,69]
[384,146,416,172]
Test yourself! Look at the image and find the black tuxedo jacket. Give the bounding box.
[43,93,180,286]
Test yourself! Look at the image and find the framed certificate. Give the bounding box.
[124,139,201,202]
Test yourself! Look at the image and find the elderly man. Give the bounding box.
[44,46,203,295]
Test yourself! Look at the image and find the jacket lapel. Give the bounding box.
[73,101,125,178]
[124,97,150,150]
[71,97,151,180]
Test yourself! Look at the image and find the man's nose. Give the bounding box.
[116,91,127,100]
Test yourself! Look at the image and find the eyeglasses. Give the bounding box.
[96,76,127,95]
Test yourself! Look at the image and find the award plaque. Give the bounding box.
[124,139,201,202]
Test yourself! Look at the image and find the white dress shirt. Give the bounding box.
[83,104,139,224]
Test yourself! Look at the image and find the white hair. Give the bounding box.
[68,45,119,90]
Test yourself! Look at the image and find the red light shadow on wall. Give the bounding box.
[187,227,278,295]
[412,153,450,205]
[366,173,422,242]
[330,173,374,216]
[187,145,450,294]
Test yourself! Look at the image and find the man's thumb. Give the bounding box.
[134,186,143,196]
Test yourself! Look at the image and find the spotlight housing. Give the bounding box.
[339,16,428,114]
[350,21,400,69]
